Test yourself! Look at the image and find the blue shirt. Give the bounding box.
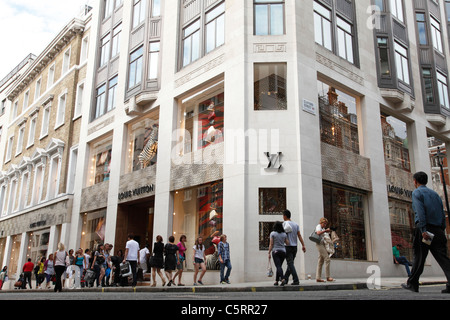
[218,242,230,261]
[412,185,446,233]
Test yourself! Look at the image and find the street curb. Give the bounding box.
[0,282,369,294]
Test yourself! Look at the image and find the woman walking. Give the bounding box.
[91,244,107,288]
[74,248,86,289]
[173,235,187,286]
[268,221,289,286]
[164,236,179,286]
[44,253,55,289]
[193,236,207,285]
[54,243,68,292]
[315,218,334,282]
[150,235,166,287]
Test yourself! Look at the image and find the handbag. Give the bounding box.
[266,258,273,277]
[283,221,293,233]
[120,262,132,278]
[309,230,322,244]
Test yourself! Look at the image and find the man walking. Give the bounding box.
[282,210,306,285]
[402,171,450,293]
[22,258,34,289]
[123,234,140,287]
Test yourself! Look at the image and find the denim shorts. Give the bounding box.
[194,258,204,264]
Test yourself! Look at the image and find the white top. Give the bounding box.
[193,245,205,260]
[55,250,67,267]
[139,247,150,264]
[126,239,140,261]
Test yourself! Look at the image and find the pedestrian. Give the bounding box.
[0,266,7,290]
[22,258,34,289]
[150,235,166,287]
[393,244,412,277]
[282,210,306,285]
[110,249,123,287]
[193,236,207,285]
[218,234,232,284]
[74,248,86,289]
[36,257,45,289]
[139,244,150,275]
[268,221,289,286]
[123,234,140,287]
[92,244,107,288]
[53,243,68,292]
[65,249,75,288]
[44,253,55,289]
[173,235,187,286]
[314,218,334,282]
[104,243,112,286]
[402,171,450,293]
[164,235,179,286]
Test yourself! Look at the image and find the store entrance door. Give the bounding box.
[116,197,154,254]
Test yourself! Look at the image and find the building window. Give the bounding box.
[94,84,106,119]
[381,112,411,172]
[389,199,414,261]
[322,182,368,261]
[111,23,122,58]
[74,82,85,119]
[93,76,118,121]
[81,36,89,62]
[129,46,144,88]
[313,1,356,64]
[377,37,391,77]
[254,63,287,111]
[23,90,30,110]
[62,48,71,75]
[7,179,18,214]
[16,125,25,156]
[173,180,223,270]
[47,155,60,200]
[437,71,450,109]
[182,20,201,68]
[47,64,55,89]
[81,210,107,251]
[133,0,147,29]
[416,13,428,45]
[206,2,225,53]
[148,41,160,79]
[27,116,37,148]
[127,116,159,173]
[254,0,285,36]
[40,105,50,138]
[35,78,42,101]
[32,164,44,205]
[422,68,434,104]
[19,172,29,210]
[151,0,161,17]
[55,93,67,128]
[107,75,118,112]
[67,147,78,194]
[394,41,410,85]
[318,80,359,154]
[104,0,114,19]
[100,34,111,68]
[390,0,404,23]
[5,136,14,163]
[430,16,443,53]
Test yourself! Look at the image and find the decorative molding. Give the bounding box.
[175,54,225,88]
[88,116,115,135]
[316,52,364,86]
[253,43,287,53]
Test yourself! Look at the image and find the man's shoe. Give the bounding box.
[441,286,450,293]
[291,282,300,286]
[401,283,419,292]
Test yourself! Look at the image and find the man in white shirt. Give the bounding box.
[282,210,306,285]
[139,244,150,274]
[123,234,140,287]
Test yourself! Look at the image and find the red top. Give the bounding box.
[23,262,34,273]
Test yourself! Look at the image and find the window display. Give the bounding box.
[322,182,368,260]
[197,93,224,149]
[80,210,106,252]
[254,63,287,110]
[259,188,286,215]
[127,117,159,172]
[88,137,113,186]
[381,113,410,172]
[389,199,414,261]
[318,80,359,155]
[173,181,223,270]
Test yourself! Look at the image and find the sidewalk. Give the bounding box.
[1,276,446,293]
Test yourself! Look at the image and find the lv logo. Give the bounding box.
[264,152,282,171]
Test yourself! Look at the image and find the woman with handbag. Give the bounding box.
[53,243,68,292]
[315,218,334,283]
[268,221,290,286]
[150,235,166,287]
[174,235,187,286]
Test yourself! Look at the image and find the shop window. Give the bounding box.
[259,221,276,250]
[88,137,112,186]
[127,116,159,173]
[318,80,359,154]
[322,182,368,261]
[173,181,223,270]
[254,63,287,111]
[178,85,224,155]
[389,199,414,261]
[80,210,106,251]
[258,188,286,215]
[381,113,410,172]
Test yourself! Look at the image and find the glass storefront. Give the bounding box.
[322,182,368,260]
[126,115,159,173]
[381,113,411,172]
[88,137,113,187]
[318,80,359,155]
[172,180,223,270]
[80,210,107,252]
[26,229,50,262]
[389,198,414,261]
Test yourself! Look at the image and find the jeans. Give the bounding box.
[284,246,299,283]
[220,259,232,282]
[128,260,138,287]
[395,256,411,276]
[272,251,286,282]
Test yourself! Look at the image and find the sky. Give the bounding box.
[0,0,93,81]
